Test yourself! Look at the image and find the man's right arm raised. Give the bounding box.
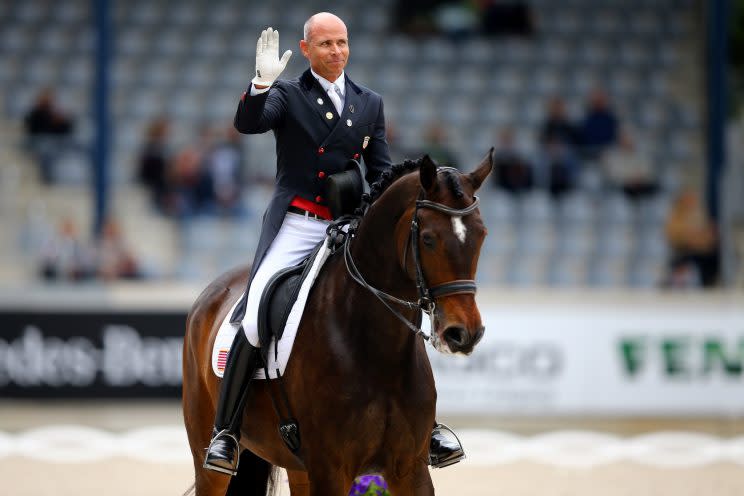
[234,27,292,134]
[234,83,288,134]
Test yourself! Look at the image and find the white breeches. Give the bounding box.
[241,212,330,344]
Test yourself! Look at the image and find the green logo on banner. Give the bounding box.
[619,337,744,378]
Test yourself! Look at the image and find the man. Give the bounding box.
[580,87,619,158]
[492,127,533,195]
[420,122,459,169]
[24,88,75,184]
[538,96,580,197]
[203,12,465,475]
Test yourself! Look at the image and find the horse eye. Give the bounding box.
[421,232,435,248]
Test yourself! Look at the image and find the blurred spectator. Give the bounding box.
[420,123,459,169]
[479,1,534,37]
[602,130,658,201]
[165,125,213,218]
[137,117,171,211]
[394,0,533,38]
[664,189,720,288]
[395,0,450,36]
[433,2,479,41]
[202,126,245,216]
[96,218,142,281]
[537,97,580,197]
[23,88,76,184]
[385,119,416,164]
[491,127,533,194]
[580,88,619,158]
[39,218,95,282]
[540,97,580,148]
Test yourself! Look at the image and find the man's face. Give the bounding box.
[300,18,349,81]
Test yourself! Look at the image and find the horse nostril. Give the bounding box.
[473,326,485,346]
[443,326,469,349]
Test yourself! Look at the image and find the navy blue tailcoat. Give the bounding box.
[230,68,392,323]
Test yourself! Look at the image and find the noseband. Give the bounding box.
[336,189,480,340]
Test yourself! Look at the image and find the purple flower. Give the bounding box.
[349,474,391,495]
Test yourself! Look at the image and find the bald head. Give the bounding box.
[303,12,347,42]
[300,12,349,82]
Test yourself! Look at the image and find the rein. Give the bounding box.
[330,188,480,341]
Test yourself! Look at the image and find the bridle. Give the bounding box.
[335,179,480,340]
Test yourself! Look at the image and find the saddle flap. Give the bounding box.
[256,241,326,363]
[257,264,304,360]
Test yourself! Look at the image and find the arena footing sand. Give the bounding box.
[3,403,744,495]
[3,459,744,496]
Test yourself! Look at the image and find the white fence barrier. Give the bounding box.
[1,285,743,415]
[430,290,744,415]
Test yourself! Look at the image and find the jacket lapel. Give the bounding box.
[300,69,336,135]
[340,80,367,120]
[321,76,370,147]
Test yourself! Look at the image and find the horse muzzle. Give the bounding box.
[431,325,483,355]
[429,295,485,355]
[441,324,484,355]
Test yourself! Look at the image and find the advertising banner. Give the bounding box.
[429,299,744,415]
[2,294,743,414]
[0,312,185,398]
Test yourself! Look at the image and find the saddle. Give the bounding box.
[256,241,324,364]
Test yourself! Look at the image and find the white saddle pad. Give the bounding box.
[212,239,332,379]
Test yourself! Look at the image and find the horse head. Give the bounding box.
[396,150,493,355]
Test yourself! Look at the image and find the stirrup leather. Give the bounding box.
[203,429,241,476]
[429,423,466,469]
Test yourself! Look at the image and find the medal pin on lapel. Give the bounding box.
[362,136,370,149]
[349,104,355,113]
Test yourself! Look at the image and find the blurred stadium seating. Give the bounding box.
[0,0,706,287]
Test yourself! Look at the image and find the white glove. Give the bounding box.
[251,27,292,87]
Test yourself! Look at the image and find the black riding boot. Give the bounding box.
[203,330,261,476]
[429,423,466,468]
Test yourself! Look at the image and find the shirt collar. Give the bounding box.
[310,69,345,96]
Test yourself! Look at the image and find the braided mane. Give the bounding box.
[354,157,467,218]
[442,168,464,199]
[353,157,423,217]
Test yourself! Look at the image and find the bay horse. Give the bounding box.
[182,151,493,495]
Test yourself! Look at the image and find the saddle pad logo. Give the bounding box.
[212,238,333,380]
[216,349,229,374]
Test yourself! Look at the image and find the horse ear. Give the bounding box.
[419,154,438,193]
[468,148,494,191]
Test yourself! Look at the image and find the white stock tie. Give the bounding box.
[327,83,344,116]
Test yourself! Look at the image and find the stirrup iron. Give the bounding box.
[203,429,241,476]
[429,423,466,469]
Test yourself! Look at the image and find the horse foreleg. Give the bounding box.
[183,349,231,495]
[287,469,309,495]
[386,460,435,496]
[186,397,232,496]
[192,469,231,496]
[183,367,227,496]
[306,469,351,496]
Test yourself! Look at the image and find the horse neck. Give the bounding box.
[342,192,422,358]
[351,195,416,303]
